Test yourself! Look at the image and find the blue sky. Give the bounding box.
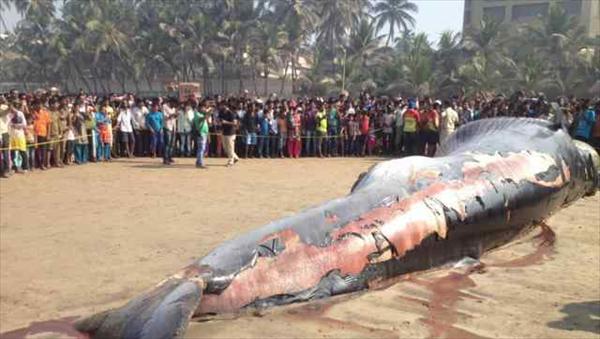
[2,0,465,43]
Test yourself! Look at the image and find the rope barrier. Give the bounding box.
[0,129,384,151]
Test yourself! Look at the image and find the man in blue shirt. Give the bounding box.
[574,104,597,143]
[145,104,164,158]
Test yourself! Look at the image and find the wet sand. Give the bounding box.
[0,157,598,338]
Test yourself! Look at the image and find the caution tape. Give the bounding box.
[0,136,88,151]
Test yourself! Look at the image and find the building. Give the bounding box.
[463,0,600,37]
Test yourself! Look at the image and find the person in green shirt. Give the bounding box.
[327,103,340,156]
[192,101,211,169]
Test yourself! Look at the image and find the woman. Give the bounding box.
[9,102,28,173]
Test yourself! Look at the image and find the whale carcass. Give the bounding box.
[76,118,599,338]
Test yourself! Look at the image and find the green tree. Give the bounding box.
[373,0,418,46]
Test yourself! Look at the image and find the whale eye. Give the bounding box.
[257,238,286,257]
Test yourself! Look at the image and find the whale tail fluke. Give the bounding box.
[75,278,203,339]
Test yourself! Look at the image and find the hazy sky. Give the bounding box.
[413,0,465,45]
[1,0,465,43]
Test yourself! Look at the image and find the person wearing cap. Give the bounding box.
[48,99,64,167]
[402,100,420,156]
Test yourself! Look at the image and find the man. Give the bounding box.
[421,100,440,157]
[192,102,211,169]
[303,103,316,156]
[117,101,134,157]
[145,103,164,158]
[243,104,259,158]
[257,103,270,158]
[162,99,177,165]
[32,101,51,169]
[402,100,420,156]
[221,104,239,166]
[440,100,459,143]
[177,102,194,157]
[574,102,597,143]
[382,107,395,155]
[315,104,327,157]
[393,98,405,154]
[132,99,148,156]
[48,99,64,167]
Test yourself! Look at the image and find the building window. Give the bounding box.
[511,3,550,22]
[561,0,582,16]
[483,6,506,23]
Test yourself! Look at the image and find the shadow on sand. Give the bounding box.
[547,300,600,334]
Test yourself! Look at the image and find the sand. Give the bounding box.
[0,157,598,338]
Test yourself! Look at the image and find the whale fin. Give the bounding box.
[75,278,203,339]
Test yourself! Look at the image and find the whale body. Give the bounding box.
[76,118,599,339]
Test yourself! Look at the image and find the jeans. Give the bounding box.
[195,135,207,166]
[150,129,163,156]
[163,129,174,163]
[27,145,35,169]
[257,134,270,157]
[74,142,88,163]
[12,150,28,170]
[178,132,191,156]
[316,130,326,156]
[278,132,287,156]
[304,130,315,156]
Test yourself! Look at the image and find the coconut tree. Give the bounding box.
[373,0,418,46]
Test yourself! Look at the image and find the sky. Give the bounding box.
[413,0,465,45]
[1,0,465,44]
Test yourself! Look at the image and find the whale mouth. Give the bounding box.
[573,140,600,192]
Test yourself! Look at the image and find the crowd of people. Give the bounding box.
[0,88,599,179]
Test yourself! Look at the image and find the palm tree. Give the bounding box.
[373,0,418,46]
[249,21,288,95]
[434,31,463,96]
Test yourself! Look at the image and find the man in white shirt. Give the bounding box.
[440,100,460,143]
[117,102,134,157]
[177,103,194,157]
[393,99,406,154]
[131,100,148,156]
[162,99,178,165]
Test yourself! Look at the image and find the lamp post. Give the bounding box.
[341,47,347,92]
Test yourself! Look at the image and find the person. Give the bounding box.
[393,99,405,154]
[327,102,339,156]
[315,105,327,157]
[303,103,316,156]
[73,104,89,164]
[48,99,64,167]
[359,111,369,156]
[382,107,394,154]
[288,107,302,158]
[573,102,597,143]
[221,105,239,167]
[95,108,111,161]
[162,99,177,165]
[243,105,259,158]
[116,102,134,157]
[8,102,28,173]
[276,110,288,158]
[268,105,278,157]
[440,100,459,143]
[0,103,10,177]
[257,104,271,158]
[347,113,360,156]
[402,100,420,156]
[145,104,163,158]
[64,109,75,165]
[32,102,51,169]
[422,100,440,157]
[192,102,210,168]
[132,99,148,156]
[177,102,194,157]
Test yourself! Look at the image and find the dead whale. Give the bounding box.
[76,118,599,339]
